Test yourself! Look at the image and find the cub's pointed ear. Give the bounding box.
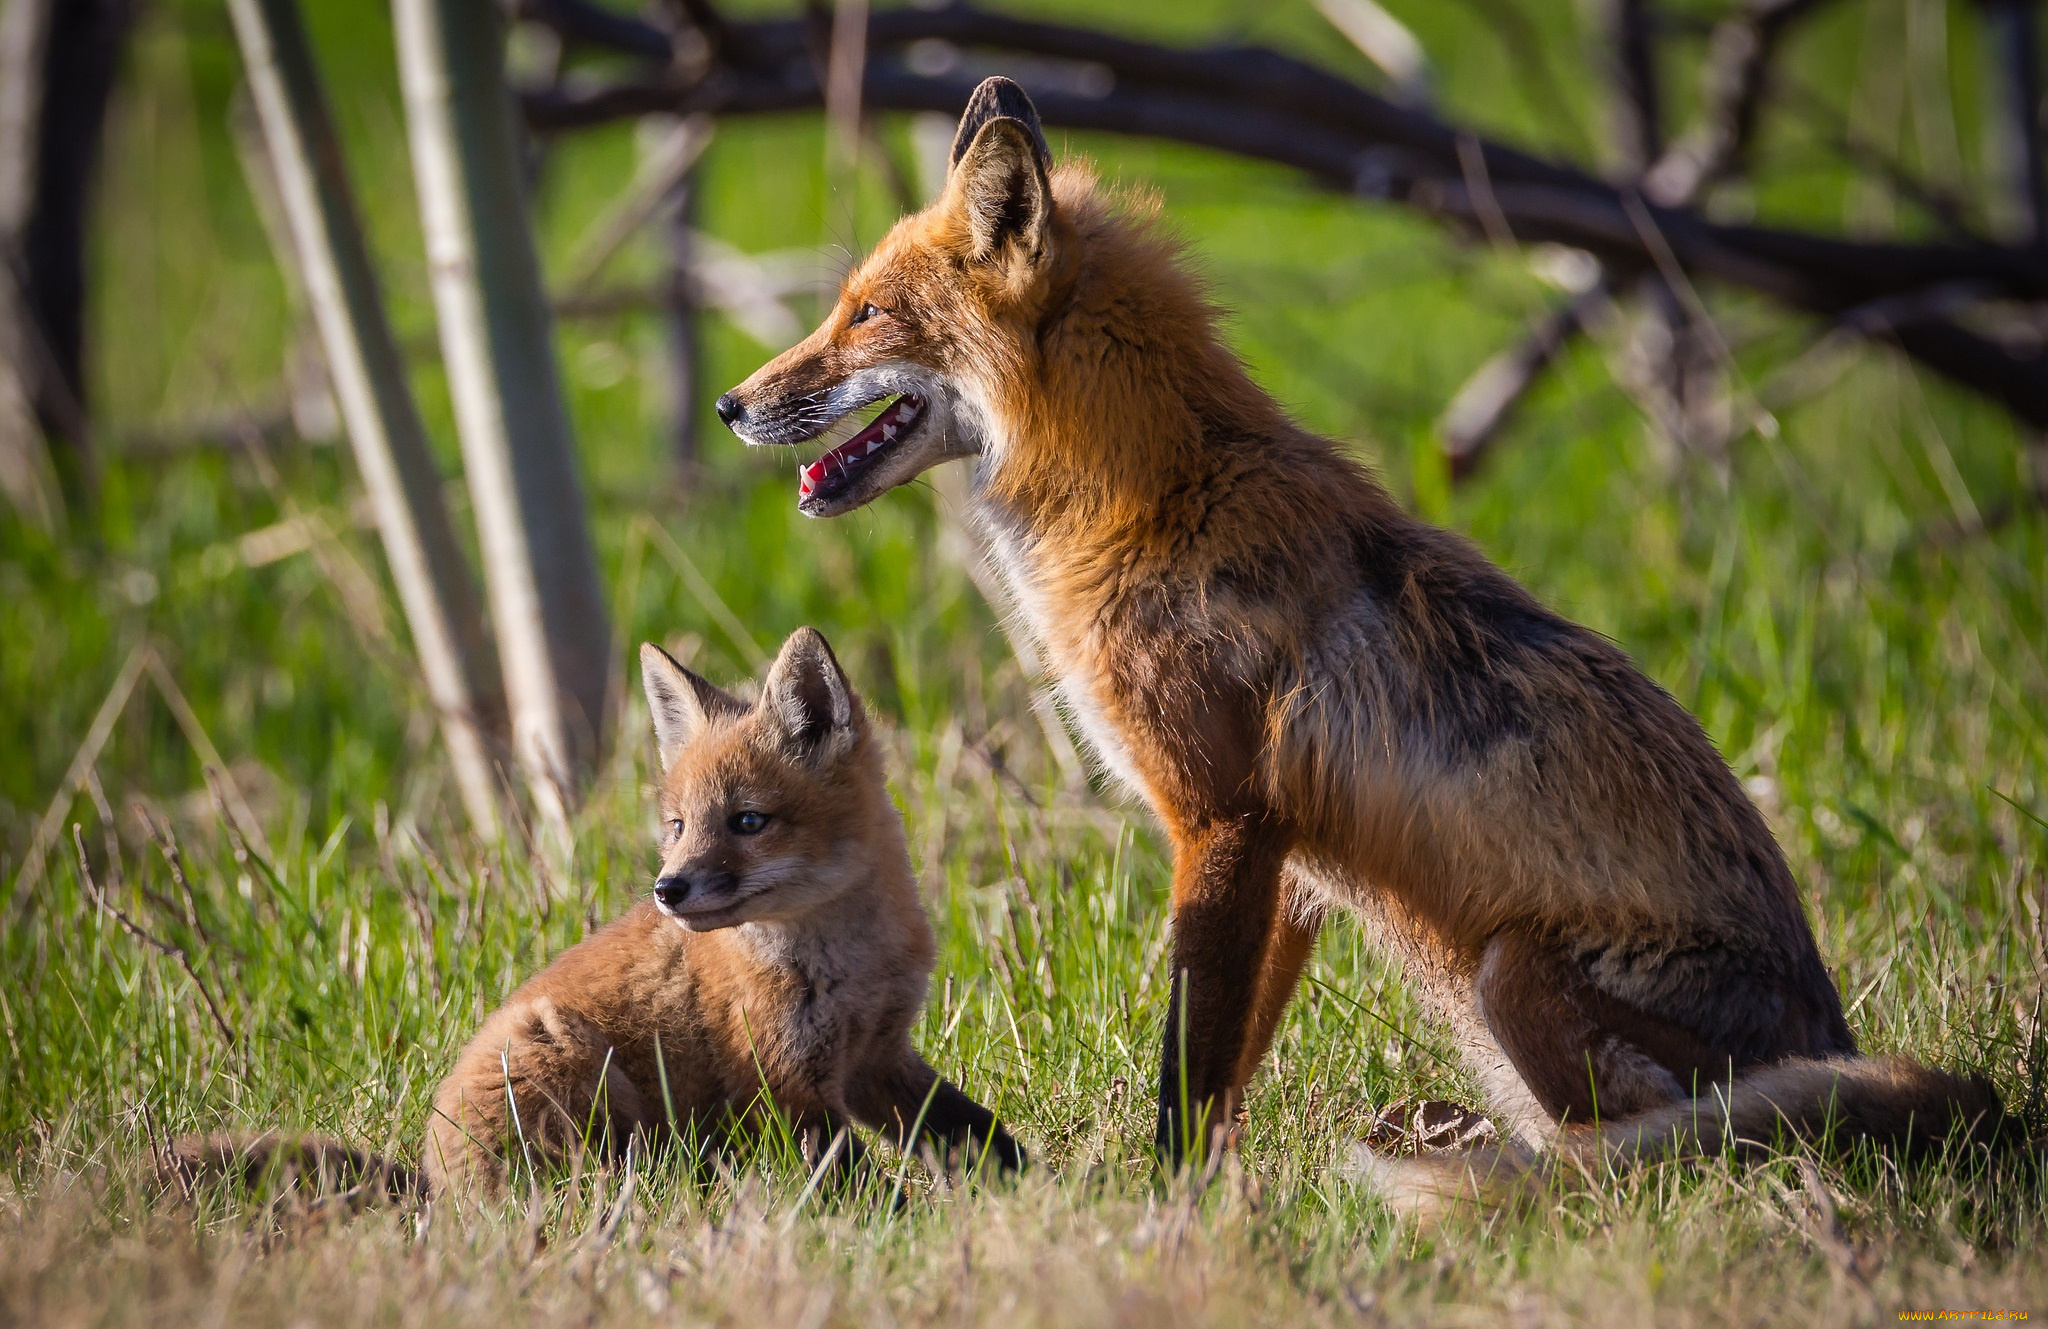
[758,628,862,758]
[948,77,1050,173]
[640,643,744,771]
[944,80,1052,265]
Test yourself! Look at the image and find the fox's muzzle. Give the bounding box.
[654,869,738,916]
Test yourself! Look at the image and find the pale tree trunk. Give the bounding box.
[392,0,610,846]
[0,0,58,533]
[227,0,505,836]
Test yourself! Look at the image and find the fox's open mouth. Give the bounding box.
[656,885,767,930]
[798,394,925,507]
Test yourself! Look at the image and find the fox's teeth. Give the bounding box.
[881,424,896,440]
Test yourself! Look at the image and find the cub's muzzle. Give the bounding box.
[654,869,739,918]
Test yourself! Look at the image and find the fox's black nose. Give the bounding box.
[654,870,737,913]
[714,393,743,426]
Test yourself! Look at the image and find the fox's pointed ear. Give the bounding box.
[949,77,1050,173]
[758,628,862,759]
[640,642,744,771]
[945,79,1052,265]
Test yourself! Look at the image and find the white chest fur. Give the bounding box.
[975,509,1152,804]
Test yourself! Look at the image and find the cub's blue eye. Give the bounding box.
[730,810,770,835]
[849,302,881,327]
[663,819,683,841]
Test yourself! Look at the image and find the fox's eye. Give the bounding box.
[848,302,882,327]
[730,810,770,835]
[663,818,683,841]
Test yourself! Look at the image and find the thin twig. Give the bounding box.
[1440,281,1608,479]
[1621,190,1779,443]
[133,802,212,944]
[83,768,123,894]
[1605,0,1664,174]
[1646,0,1834,205]
[231,418,394,653]
[73,825,239,1050]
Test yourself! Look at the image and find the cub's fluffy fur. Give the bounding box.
[170,629,1022,1203]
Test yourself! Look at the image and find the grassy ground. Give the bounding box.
[4,0,2047,1324]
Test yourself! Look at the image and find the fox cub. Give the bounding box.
[714,76,2003,1215]
[174,628,1023,1202]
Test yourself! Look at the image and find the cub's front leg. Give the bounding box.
[792,1109,872,1189]
[846,1053,1027,1175]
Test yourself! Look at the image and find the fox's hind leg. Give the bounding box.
[1472,932,1716,1128]
[426,998,652,1198]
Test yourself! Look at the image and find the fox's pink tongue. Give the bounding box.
[798,395,922,498]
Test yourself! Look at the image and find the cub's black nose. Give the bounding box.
[653,876,690,910]
[714,393,743,426]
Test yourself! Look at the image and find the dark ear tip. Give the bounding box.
[950,77,1050,169]
[783,625,834,659]
[967,76,1034,117]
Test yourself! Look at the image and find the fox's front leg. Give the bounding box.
[1155,810,1294,1165]
[847,1054,1027,1175]
[1232,905,1323,1092]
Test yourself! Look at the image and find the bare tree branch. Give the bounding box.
[1646,0,1834,206]
[513,3,2048,433]
[1979,0,2047,249]
[1439,283,1608,478]
[229,0,507,837]
[1605,0,1664,174]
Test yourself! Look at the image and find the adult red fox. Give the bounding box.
[713,78,2002,1215]
[173,629,1023,1202]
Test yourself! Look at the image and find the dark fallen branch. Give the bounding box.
[517,2,2048,432]
[512,0,671,60]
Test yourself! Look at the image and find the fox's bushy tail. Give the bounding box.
[161,1132,420,1205]
[1347,1055,2006,1225]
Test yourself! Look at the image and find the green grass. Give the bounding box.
[5,0,2048,1323]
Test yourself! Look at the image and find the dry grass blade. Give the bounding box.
[142,650,274,861]
[636,514,768,670]
[824,0,869,173]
